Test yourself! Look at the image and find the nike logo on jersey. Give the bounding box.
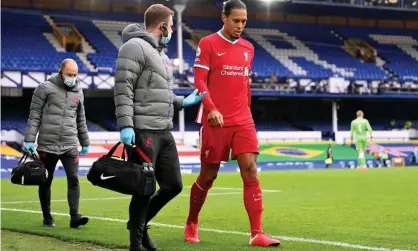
[217,52,226,56]
[100,174,116,180]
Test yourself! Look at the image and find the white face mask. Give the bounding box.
[64,76,77,88]
[160,31,172,45]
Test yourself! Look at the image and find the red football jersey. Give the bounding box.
[194,30,254,127]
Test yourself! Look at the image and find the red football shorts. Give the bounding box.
[199,123,259,163]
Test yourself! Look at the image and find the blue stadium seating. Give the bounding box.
[1,116,28,134]
[290,57,334,79]
[182,18,390,80]
[244,36,294,78]
[1,11,89,73]
[307,45,388,80]
[264,35,296,50]
[2,9,417,82]
[51,12,197,72]
[335,27,418,81]
[166,32,197,69]
[50,9,144,23]
[248,22,387,80]
[2,50,89,73]
[51,15,119,72]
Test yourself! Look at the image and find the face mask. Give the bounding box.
[63,76,77,88]
[160,31,172,45]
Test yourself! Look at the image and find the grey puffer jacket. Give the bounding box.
[114,23,183,131]
[24,74,90,154]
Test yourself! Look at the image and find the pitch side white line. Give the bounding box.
[79,182,282,193]
[2,189,281,205]
[0,207,411,251]
[1,192,245,205]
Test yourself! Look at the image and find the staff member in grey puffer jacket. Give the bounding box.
[23,59,90,229]
[114,4,206,251]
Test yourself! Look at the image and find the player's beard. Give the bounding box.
[233,30,243,39]
[230,31,240,39]
[223,27,240,40]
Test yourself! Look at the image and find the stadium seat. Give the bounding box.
[1,11,89,73]
[2,9,417,82]
[335,27,418,81]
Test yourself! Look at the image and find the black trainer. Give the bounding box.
[70,214,89,228]
[129,222,144,251]
[142,225,157,251]
[43,217,56,227]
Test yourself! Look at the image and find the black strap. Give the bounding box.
[30,149,39,160]
[18,153,28,165]
[107,142,122,157]
[107,142,133,162]
[121,145,126,160]
[124,145,136,162]
[107,142,152,165]
[18,151,39,165]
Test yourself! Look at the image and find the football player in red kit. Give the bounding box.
[184,0,280,247]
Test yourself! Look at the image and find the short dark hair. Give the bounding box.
[144,4,174,29]
[222,0,247,16]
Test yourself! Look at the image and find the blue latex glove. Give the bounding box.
[182,89,207,108]
[79,145,90,156]
[24,142,37,155]
[120,127,135,145]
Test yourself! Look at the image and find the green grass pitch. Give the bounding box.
[2,167,418,251]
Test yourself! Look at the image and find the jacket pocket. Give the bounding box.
[44,102,51,114]
[147,70,153,88]
[144,70,153,103]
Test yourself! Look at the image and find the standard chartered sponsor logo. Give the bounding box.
[221,65,250,76]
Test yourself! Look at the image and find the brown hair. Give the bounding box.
[144,4,174,29]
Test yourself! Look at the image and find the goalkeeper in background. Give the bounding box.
[349,110,374,168]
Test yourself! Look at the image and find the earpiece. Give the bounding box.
[161,23,169,37]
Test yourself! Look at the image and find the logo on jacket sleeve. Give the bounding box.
[72,96,79,104]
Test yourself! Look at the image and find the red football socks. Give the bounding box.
[243,178,263,235]
[186,176,211,224]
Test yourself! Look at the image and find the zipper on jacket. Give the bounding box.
[164,58,171,123]
[59,92,68,150]
[142,71,153,107]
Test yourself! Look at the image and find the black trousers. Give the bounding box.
[129,130,183,248]
[38,148,80,219]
